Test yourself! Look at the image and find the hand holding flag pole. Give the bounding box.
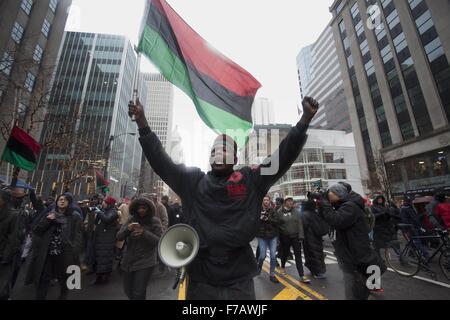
[130,46,142,122]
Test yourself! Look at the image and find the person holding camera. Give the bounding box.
[25,194,82,300]
[317,184,386,300]
[277,196,310,284]
[117,197,163,300]
[256,195,279,284]
[128,96,318,300]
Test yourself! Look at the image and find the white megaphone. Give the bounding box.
[158,224,200,290]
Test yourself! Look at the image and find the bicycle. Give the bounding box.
[384,224,450,281]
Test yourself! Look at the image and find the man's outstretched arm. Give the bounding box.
[253,97,319,194]
[129,99,203,198]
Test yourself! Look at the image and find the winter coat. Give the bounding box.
[277,207,304,240]
[372,196,395,249]
[93,206,119,273]
[138,121,309,286]
[25,209,82,285]
[256,207,279,239]
[436,202,450,229]
[319,192,380,274]
[400,204,422,228]
[117,198,163,272]
[155,202,169,232]
[0,206,19,264]
[301,206,326,275]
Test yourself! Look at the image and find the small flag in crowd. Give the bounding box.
[1,126,42,171]
[95,170,110,193]
[137,0,261,144]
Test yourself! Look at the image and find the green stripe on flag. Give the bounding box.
[138,25,253,146]
[2,148,37,171]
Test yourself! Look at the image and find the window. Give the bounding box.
[33,45,44,63]
[305,149,321,163]
[0,52,14,76]
[24,72,36,92]
[49,0,58,13]
[324,152,345,164]
[327,169,347,180]
[42,19,51,37]
[21,0,33,15]
[11,22,25,44]
[308,166,323,179]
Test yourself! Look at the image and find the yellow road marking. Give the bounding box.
[273,288,300,300]
[178,278,186,300]
[274,267,328,301]
[262,265,312,300]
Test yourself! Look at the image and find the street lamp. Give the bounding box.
[104,132,137,179]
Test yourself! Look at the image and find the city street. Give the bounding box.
[11,239,450,300]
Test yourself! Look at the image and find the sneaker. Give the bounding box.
[300,276,311,284]
[313,273,326,279]
[270,276,280,284]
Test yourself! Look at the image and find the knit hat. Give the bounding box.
[329,183,350,199]
[104,196,117,206]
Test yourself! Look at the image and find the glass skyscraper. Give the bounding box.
[31,31,145,199]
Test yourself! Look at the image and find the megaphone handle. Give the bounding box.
[172,267,186,290]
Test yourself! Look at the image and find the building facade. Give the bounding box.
[0,0,72,179]
[252,97,275,126]
[330,0,450,196]
[242,124,363,201]
[31,32,144,200]
[297,26,352,133]
[268,128,364,201]
[139,73,174,197]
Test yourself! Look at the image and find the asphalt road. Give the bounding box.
[10,238,450,300]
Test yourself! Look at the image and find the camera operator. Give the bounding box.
[316,183,386,300]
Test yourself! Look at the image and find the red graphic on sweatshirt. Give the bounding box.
[228,171,243,183]
[227,184,247,201]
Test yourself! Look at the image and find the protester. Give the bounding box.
[371,195,395,256]
[435,192,450,230]
[129,96,318,299]
[145,193,169,233]
[92,196,118,284]
[318,183,386,300]
[256,195,279,284]
[400,196,429,258]
[0,189,17,300]
[116,200,131,261]
[301,199,327,279]
[82,196,102,273]
[117,197,163,300]
[277,196,310,284]
[25,194,82,300]
[161,196,175,227]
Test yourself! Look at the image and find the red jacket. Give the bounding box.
[436,203,450,229]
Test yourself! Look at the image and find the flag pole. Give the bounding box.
[131,46,142,122]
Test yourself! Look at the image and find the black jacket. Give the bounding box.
[0,206,19,264]
[117,198,163,272]
[319,192,374,273]
[138,121,309,286]
[301,208,326,276]
[256,207,279,239]
[93,206,119,274]
[372,196,395,249]
[25,209,82,285]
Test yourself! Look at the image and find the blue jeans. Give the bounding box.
[257,237,278,276]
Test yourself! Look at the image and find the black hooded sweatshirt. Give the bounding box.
[138,122,309,286]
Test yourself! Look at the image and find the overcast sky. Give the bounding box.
[67,0,333,171]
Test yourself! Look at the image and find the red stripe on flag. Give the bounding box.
[11,127,42,156]
[152,0,262,97]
